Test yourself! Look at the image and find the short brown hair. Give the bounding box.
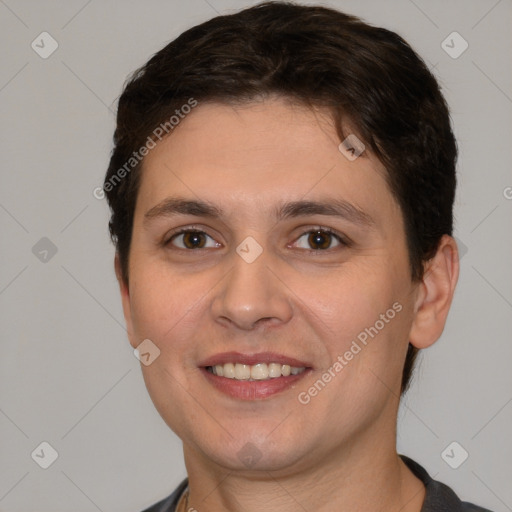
[104,1,457,393]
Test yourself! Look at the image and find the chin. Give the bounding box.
[186,430,313,474]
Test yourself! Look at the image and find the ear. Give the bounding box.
[114,253,137,349]
[409,235,460,349]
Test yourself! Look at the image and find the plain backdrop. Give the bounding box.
[0,1,511,511]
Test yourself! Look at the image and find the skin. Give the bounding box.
[116,97,459,511]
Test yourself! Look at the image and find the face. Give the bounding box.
[118,98,422,474]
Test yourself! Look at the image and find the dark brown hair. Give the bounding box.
[104,1,457,393]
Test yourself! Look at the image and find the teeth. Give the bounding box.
[211,362,305,380]
[251,363,268,380]
[268,363,282,378]
[223,363,235,379]
[234,363,251,380]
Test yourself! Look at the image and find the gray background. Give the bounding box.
[0,0,511,510]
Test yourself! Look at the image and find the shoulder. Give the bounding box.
[460,502,494,512]
[139,478,188,512]
[400,455,494,512]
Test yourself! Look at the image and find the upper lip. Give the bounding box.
[199,351,312,368]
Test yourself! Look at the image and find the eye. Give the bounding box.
[167,229,220,250]
[293,229,345,250]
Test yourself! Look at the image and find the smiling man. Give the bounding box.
[103,2,492,511]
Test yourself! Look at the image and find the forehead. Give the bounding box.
[136,99,397,224]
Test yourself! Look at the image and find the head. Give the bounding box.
[104,2,458,473]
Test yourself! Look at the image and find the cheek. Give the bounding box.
[128,264,203,343]
[293,263,411,397]
[290,264,397,342]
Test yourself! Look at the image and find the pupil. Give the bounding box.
[184,232,205,249]
[309,231,330,249]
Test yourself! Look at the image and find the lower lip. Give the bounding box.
[200,367,311,400]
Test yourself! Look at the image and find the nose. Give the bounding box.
[210,246,293,331]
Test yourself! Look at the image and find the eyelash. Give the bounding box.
[164,226,350,252]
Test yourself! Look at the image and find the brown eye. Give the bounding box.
[182,231,206,249]
[294,229,344,250]
[308,231,333,249]
[169,230,219,249]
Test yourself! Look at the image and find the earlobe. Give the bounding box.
[409,235,460,350]
[114,254,136,348]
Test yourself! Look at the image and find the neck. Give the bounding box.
[182,424,425,512]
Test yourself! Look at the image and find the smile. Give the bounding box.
[199,352,312,400]
[206,362,306,381]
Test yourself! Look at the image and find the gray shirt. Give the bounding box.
[140,455,494,511]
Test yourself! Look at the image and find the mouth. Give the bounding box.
[205,362,306,380]
[199,352,312,400]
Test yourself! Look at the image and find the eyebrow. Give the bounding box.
[144,197,376,228]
